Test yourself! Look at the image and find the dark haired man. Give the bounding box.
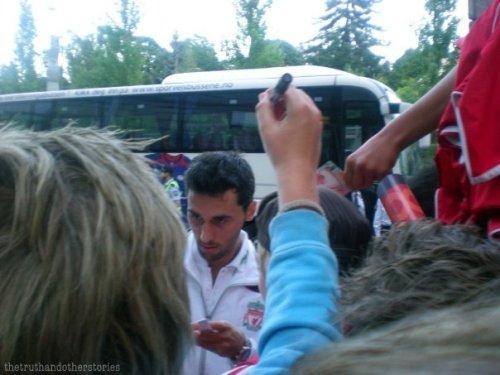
[182,151,263,375]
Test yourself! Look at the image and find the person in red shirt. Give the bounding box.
[343,0,500,241]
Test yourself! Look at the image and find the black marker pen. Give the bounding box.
[271,73,293,105]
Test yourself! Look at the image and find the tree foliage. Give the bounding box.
[268,40,305,66]
[419,0,459,76]
[0,64,21,94]
[15,0,41,91]
[0,0,464,97]
[171,34,222,73]
[65,0,223,87]
[118,0,140,34]
[137,36,173,84]
[0,0,44,93]
[66,0,145,87]
[66,25,144,87]
[222,0,301,68]
[306,0,385,77]
[386,0,459,102]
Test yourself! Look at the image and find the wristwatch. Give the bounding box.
[230,337,252,363]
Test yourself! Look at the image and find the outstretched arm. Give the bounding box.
[343,66,457,190]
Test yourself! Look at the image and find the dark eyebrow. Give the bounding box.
[212,215,231,221]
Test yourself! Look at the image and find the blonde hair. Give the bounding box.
[0,127,191,373]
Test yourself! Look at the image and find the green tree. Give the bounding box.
[384,48,427,102]
[306,0,385,77]
[386,0,459,102]
[66,0,145,87]
[223,0,286,68]
[138,36,174,83]
[270,40,305,66]
[188,38,222,71]
[245,39,284,68]
[118,0,140,33]
[0,64,21,94]
[0,0,45,93]
[16,0,39,91]
[171,35,222,73]
[419,0,459,83]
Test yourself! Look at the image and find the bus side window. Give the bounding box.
[307,88,342,167]
[229,109,262,153]
[344,125,363,155]
[342,99,384,161]
[183,91,264,154]
[113,94,180,152]
[184,94,230,152]
[49,98,101,130]
[206,125,225,150]
[0,101,49,130]
[33,101,53,130]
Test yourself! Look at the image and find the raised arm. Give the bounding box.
[251,86,341,373]
[343,66,457,190]
[256,86,322,206]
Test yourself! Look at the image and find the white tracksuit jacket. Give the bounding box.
[182,231,264,375]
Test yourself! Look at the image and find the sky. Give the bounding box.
[0,0,470,68]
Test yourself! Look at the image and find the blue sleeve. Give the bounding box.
[250,210,342,374]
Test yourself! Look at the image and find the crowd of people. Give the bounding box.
[0,1,499,374]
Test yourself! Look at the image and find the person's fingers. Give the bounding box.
[208,320,229,332]
[256,89,274,134]
[340,169,352,189]
[350,173,363,191]
[293,88,316,109]
[284,88,313,123]
[344,154,379,189]
[344,168,366,190]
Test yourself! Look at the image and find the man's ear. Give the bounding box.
[245,200,257,222]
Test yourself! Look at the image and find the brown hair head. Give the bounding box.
[293,293,500,375]
[256,187,372,275]
[341,220,500,336]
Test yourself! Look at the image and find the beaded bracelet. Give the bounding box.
[279,199,326,217]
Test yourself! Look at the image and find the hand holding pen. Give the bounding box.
[256,75,323,203]
[271,73,293,119]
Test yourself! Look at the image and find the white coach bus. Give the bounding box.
[0,65,417,202]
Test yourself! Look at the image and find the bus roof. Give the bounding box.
[161,65,354,84]
[159,65,388,93]
[0,65,392,105]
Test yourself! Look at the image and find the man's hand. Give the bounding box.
[342,131,399,190]
[192,320,246,358]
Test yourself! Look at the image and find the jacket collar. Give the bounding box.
[185,231,259,284]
